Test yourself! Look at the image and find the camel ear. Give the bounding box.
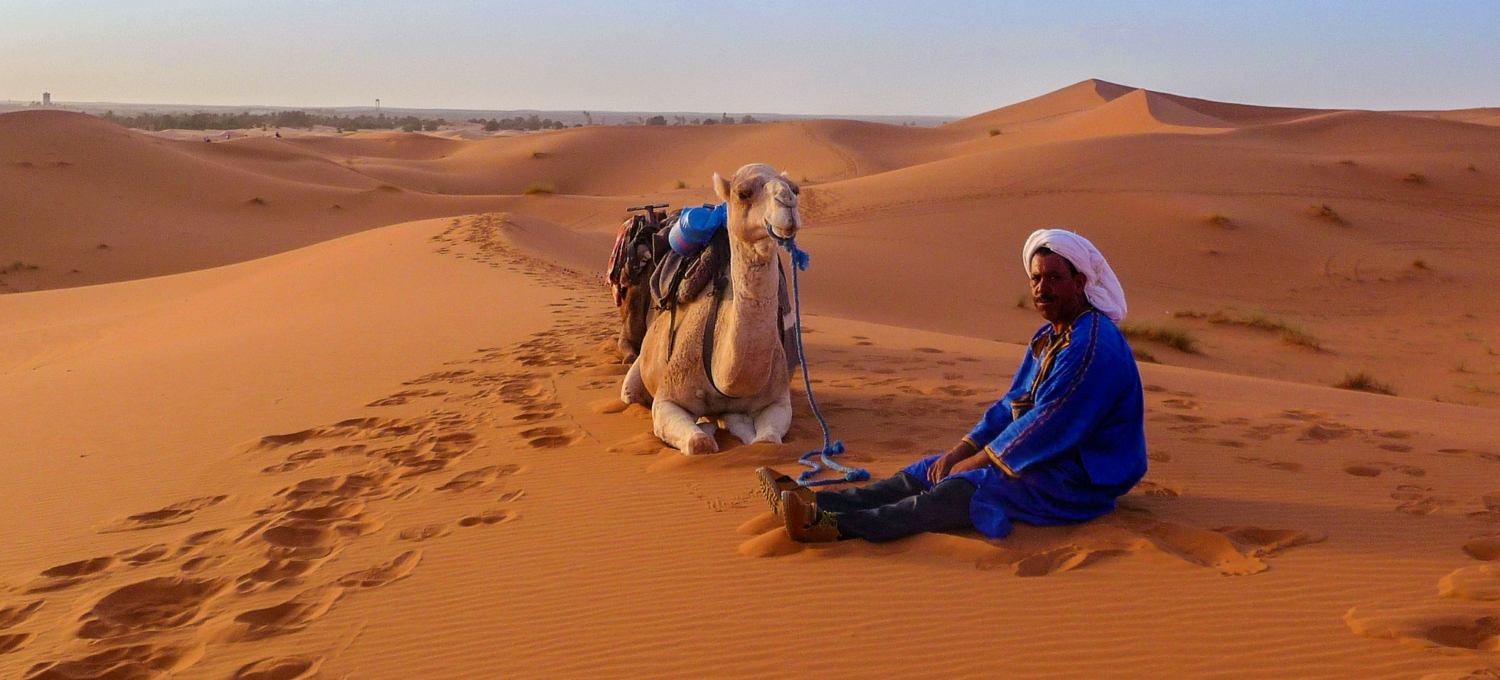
[713,173,732,203]
[779,171,791,181]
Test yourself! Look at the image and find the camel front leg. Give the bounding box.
[619,358,651,406]
[750,391,793,444]
[653,400,719,455]
[722,412,757,445]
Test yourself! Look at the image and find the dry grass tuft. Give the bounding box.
[1,261,41,274]
[1014,293,1031,310]
[1311,203,1346,225]
[530,151,550,159]
[1334,371,1396,396]
[674,179,687,190]
[1119,322,1199,354]
[1337,159,1357,166]
[1204,213,1234,228]
[989,129,1002,137]
[1174,309,1321,350]
[1403,172,1426,184]
[1412,259,1428,270]
[1468,164,1479,172]
[246,197,267,205]
[523,182,555,195]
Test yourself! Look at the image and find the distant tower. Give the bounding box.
[42,92,51,106]
[375,98,380,113]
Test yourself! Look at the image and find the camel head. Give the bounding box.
[713,163,801,244]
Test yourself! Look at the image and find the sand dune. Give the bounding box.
[4,79,1500,678]
[3,215,1499,678]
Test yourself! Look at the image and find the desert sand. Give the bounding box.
[3,80,1500,679]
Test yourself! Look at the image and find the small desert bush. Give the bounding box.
[674,179,687,190]
[1014,293,1031,309]
[1204,213,1233,228]
[1174,309,1321,350]
[989,129,1002,137]
[1337,159,1357,166]
[1468,164,1479,172]
[530,151,550,159]
[247,197,266,205]
[523,182,555,195]
[1311,203,1346,224]
[1334,371,1396,396]
[1119,322,1199,354]
[1412,259,1428,270]
[1,261,40,274]
[1403,172,1426,184]
[1279,328,1322,350]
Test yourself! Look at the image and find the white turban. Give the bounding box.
[1023,229,1127,322]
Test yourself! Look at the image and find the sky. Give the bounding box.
[2,0,1498,116]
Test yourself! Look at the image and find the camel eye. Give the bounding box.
[736,188,753,201]
[791,186,800,195]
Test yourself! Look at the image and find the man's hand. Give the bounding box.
[928,440,979,486]
[949,450,995,476]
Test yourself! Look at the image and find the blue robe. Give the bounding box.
[901,310,1147,538]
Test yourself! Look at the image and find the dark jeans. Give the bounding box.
[814,472,976,543]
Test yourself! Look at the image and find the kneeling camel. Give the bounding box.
[621,163,800,455]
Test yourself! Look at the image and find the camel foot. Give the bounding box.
[751,434,783,445]
[684,433,719,456]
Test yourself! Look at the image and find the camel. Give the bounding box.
[620,163,800,455]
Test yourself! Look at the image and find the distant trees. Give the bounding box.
[98,109,435,133]
[645,115,667,126]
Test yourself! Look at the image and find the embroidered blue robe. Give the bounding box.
[901,310,1147,538]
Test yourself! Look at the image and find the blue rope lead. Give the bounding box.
[768,223,870,487]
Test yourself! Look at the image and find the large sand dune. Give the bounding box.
[3,80,1500,678]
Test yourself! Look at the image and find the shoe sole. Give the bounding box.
[756,468,785,516]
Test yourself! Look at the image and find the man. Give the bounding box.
[756,229,1146,543]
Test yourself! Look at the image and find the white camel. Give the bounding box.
[620,163,800,455]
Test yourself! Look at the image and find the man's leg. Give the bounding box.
[834,477,977,543]
[814,471,928,513]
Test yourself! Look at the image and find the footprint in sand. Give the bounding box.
[223,586,343,642]
[1162,397,1199,410]
[98,495,229,533]
[1131,480,1180,499]
[458,509,518,527]
[24,556,117,593]
[1391,485,1455,516]
[1439,563,1500,601]
[335,551,422,589]
[1346,602,1500,652]
[1465,536,1500,561]
[520,426,578,449]
[0,632,31,655]
[0,600,44,630]
[1342,461,1426,478]
[437,464,520,492]
[1299,422,1358,443]
[397,524,452,543]
[1466,491,1500,523]
[23,642,205,680]
[367,389,447,407]
[1235,456,1304,472]
[232,656,323,680]
[76,576,231,639]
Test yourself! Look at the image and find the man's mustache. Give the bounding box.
[1034,294,1059,304]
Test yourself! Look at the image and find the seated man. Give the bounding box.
[757,229,1147,543]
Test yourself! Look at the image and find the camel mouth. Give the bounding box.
[763,218,797,241]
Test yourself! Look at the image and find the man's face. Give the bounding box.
[1030,252,1089,325]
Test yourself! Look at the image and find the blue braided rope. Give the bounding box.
[768,223,870,487]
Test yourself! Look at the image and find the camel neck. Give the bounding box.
[709,231,781,397]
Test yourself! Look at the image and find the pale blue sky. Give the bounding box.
[2,1,1496,115]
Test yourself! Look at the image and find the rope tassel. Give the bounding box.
[767,222,870,487]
